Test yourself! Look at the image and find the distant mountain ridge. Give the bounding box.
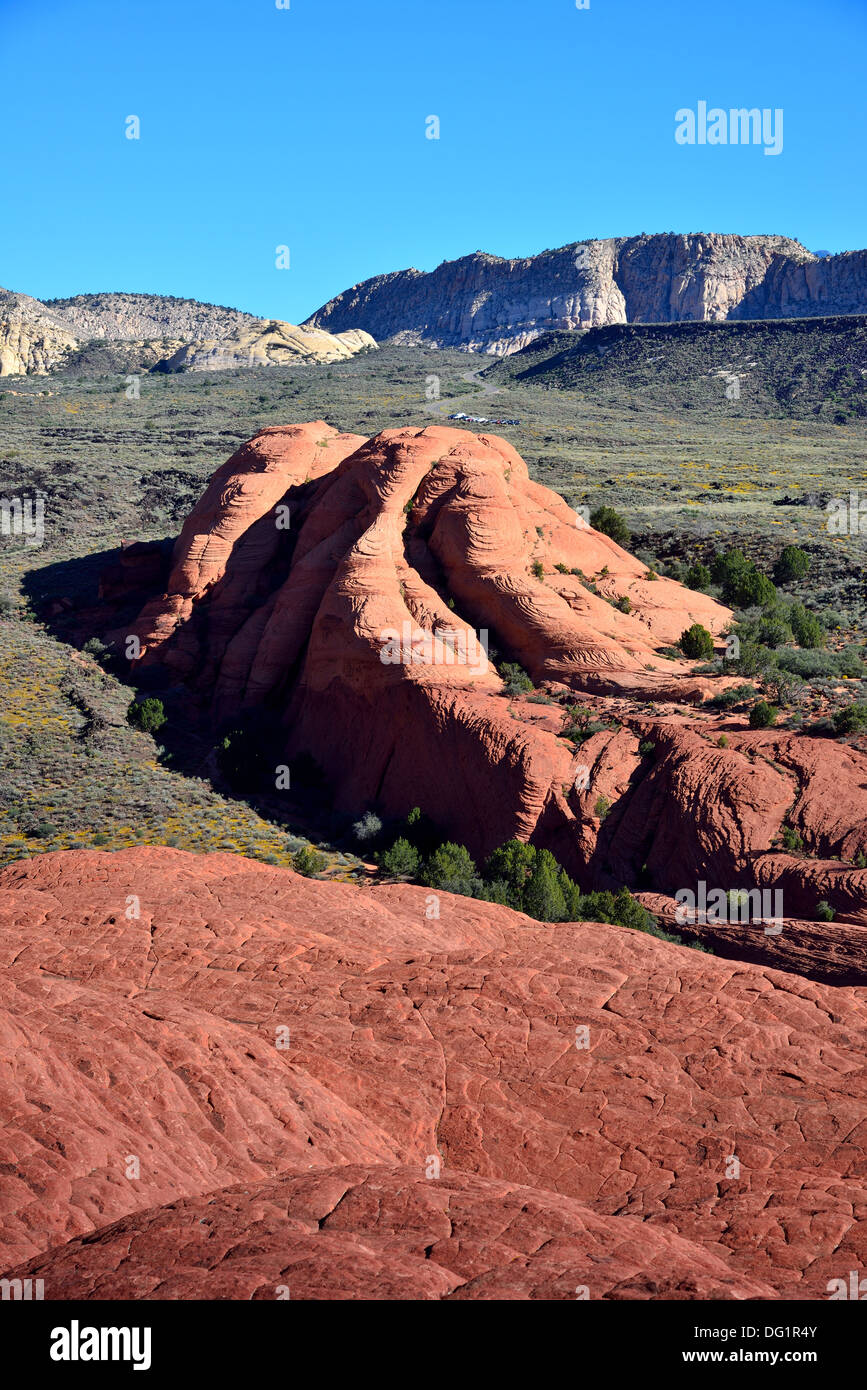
[0,288,375,377]
[43,291,262,342]
[305,233,867,354]
[5,230,867,376]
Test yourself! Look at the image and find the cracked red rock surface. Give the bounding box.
[3,1167,777,1301]
[1,848,865,1299]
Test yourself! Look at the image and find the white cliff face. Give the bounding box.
[305,233,866,355]
[727,247,867,320]
[307,241,627,354]
[0,290,77,376]
[614,233,816,323]
[453,240,628,350]
[0,317,77,375]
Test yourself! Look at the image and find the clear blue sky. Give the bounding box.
[1,0,864,322]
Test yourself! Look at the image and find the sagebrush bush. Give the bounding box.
[293,846,328,876]
[499,662,533,695]
[353,810,383,842]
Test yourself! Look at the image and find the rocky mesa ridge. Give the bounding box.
[0,846,865,1298]
[102,422,867,944]
[305,233,867,353]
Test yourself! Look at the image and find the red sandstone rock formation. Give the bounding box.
[1,847,865,1298]
[124,422,727,684]
[104,423,867,931]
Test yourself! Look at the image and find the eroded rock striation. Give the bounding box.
[0,847,865,1298]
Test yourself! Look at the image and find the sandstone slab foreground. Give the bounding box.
[1,848,865,1299]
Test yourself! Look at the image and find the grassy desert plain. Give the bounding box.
[0,321,865,872]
